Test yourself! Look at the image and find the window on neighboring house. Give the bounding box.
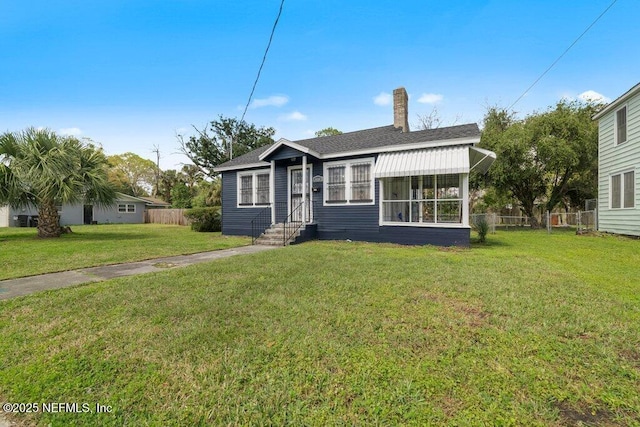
[324,158,374,205]
[616,106,627,145]
[611,171,635,209]
[237,170,271,207]
[381,174,463,225]
[118,204,135,213]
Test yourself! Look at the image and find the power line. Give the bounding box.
[240,0,285,124]
[508,0,618,111]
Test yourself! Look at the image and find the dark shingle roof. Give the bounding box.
[216,123,480,170]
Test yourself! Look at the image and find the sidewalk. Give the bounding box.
[0,245,278,301]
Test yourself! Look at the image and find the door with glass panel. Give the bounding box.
[290,167,312,222]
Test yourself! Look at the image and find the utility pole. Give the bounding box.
[151,145,161,196]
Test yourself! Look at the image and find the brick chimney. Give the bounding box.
[393,87,409,132]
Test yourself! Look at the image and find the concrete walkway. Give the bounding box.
[0,245,278,301]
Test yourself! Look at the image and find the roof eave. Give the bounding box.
[593,82,640,120]
[321,135,481,160]
[214,161,271,173]
[258,138,321,161]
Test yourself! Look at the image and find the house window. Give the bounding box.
[616,106,627,145]
[350,162,372,202]
[381,174,463,225]
[324,158,374,205]
[611,171,635,209]
[118,204,135,213]
[237,170,270,207]
[326,165,346,203]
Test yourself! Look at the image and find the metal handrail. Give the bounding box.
[283,201,306,245]
[250,206,272,245]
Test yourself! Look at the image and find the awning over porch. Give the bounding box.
[373,145,496,178]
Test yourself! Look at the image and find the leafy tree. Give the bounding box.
[157,169,180,204]
[315,127,342,137]
[170,182,194,208]
[178,116,275,178]
[0,128,116,238]
[192,178,221,207]
[479,100,601,227]
[107,152,158,196]
[181,164,204,189]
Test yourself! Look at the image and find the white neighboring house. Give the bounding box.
[0,193,165,227]
[593,82,640,236]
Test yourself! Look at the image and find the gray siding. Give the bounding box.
[3,201,147,227]
[60,203,84,225]
[93,203,145,224]
[598,91,640,236]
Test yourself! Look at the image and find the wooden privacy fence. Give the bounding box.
[145,209,191,226]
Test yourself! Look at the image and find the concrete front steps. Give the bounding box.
[254,223,305,246]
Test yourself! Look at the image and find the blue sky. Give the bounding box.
[1,0,637,170]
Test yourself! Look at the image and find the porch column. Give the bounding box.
[302,155,308,222]
[462,173,469,227]
[270,160,276,225]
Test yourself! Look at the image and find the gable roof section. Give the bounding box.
[215,123,480,172]
[592,82,640,120]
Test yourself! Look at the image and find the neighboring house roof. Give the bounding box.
[592,82,640,120]
[215,123,480,172]
[115,193,169,207]
[136,196,171,208]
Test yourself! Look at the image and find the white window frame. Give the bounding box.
[379,173,468,228]
[610,169,635,209]
[323,157,375,206]
[118,203,136,213]
[237,169,271,208]
[615,104,628,146]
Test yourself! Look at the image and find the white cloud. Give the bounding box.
[417,93,443,104]
[280,111,307,121]
[373,92,392,106]
[250,95,289,109]
[59,127,82,136]
[578,90,610,104]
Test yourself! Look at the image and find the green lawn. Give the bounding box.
[0,224,250,280]
[1,230,639,425]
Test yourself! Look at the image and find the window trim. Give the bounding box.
[322,157,375,206]
[236,169,271,208]
[610,169,635,209]
[379,174,468,228]
[118,203,136,213]
[615,104,628,146]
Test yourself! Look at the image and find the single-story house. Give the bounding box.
[214,87,496,247]
[0,193,161,227]
[593,82,640,236]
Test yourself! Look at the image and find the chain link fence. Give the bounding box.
[472,208,598,234]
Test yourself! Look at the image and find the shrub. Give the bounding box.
[473,216,489,243]
[184,207,221,232]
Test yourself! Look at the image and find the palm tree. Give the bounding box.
[0,128,116,238]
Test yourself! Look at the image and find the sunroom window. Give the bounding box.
[382,174,462,224]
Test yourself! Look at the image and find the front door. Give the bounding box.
[83,205,93,224]
[289,167,312,223]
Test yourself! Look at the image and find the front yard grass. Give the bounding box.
[0,224,250,280]
[0,230,639,425]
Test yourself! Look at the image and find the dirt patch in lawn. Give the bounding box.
[556,401,618,426]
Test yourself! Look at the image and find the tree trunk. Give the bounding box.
[521,201,540,229]
[37,201,62,238]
